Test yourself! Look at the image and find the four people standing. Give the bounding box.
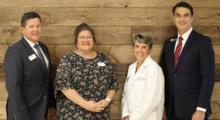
[160,1,215,120]
[3,1,216,119]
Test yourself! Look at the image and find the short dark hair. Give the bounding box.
[21,12,41,27]
[134,34,153,50]
[172,1,193,16]
[73,23,96,45]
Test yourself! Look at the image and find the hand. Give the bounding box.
[192,110,205,120]
[84,101,103,112]
[47,107,56,120]
[162,111,167,120]
[98,99,110,109]
[123,116,129,120]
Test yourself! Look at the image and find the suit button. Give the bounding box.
[43,96,47,99]
[173,74,176,77]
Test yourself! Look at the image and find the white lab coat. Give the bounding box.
[122,55,164,120]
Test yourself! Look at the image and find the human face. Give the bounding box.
[173,7,193,35]
[22,18,41,43]
[134,41,150,62]
[76,30,95,52]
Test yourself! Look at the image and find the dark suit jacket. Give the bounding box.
[4,37,55,120]
[160,30,215,119]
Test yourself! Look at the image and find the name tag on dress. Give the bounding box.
[97,62,105,66]
[28,54,37,61]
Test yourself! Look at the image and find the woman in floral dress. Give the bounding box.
[54,23,118,120]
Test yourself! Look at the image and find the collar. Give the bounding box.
[177,27,193,41]
[23,36,39,48]
[135,55,152,68]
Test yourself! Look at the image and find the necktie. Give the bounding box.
[34,44,47,68]
[174,36,183,68]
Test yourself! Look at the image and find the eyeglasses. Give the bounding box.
[78,36,93,40]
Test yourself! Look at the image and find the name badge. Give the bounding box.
[97,62,105,66]
[28,54,37,61]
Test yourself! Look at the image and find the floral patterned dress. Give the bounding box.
[54,52,118,120]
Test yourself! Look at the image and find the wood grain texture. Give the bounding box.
[1,0,220,7]
[0,0,220,119]
[0,100,6,120]
[1,26,131,45]
[0,7,219,27]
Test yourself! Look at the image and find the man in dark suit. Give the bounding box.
[4,12,55,120]
[160,1,215,120]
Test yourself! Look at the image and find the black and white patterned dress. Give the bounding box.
[54,52,118,120]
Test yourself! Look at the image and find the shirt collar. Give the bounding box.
[138,55,152,67]
[23,36,39,48]
[177,27,193,41]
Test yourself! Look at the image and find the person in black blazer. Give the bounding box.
[160,1,215,120]
[4,12,55,120]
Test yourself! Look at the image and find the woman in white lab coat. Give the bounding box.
[122,34,164,120]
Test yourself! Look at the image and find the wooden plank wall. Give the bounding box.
[0,0,220,119]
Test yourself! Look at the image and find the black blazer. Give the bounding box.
[4,38,55,120]
[160,30,215,119]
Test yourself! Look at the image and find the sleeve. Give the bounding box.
[4,47,31,120]
[197,37,215,109]
[105,56,118,91]
[130,66,165,120]
[159,41,168,107]
[54,54,77,91]
[121,67,130,118]
[47,78,56,108]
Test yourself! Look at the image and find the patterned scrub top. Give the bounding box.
[54,52,118,120]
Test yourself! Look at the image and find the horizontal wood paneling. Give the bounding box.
[0,8,220,27]
[1,26,219,46]
[1,0,220,8]
[0,0,220,119]
[2,26,219,46]
[0,26,131,45]
[0,0,127,8]
[125,0,220,7]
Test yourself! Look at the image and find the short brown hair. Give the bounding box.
[21,12,41,27]
[172,1,193,16]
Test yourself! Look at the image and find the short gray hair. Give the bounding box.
[133,34,153,50]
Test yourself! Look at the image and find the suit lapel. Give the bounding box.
[21,38,48,74]
[167,37,176,71]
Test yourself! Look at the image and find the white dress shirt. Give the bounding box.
[174,27,193,54]
[122,55,164,120]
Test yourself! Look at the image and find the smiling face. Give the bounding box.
[134,41,150,62]
[22,18,41,43]
[173,7,193,35]
[76,30,95,52]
